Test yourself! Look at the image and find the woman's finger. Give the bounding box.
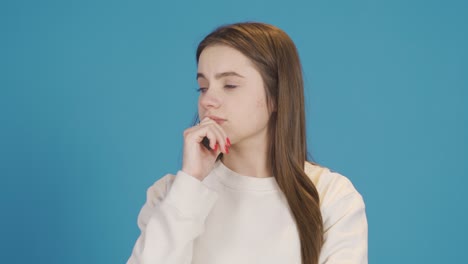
[198,122,228,153]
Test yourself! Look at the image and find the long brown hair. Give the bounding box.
[196,22,323,264]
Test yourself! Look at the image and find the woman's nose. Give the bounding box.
[199,89,222,109]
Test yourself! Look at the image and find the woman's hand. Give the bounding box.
[181,117,230,181]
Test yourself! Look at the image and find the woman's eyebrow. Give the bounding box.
[196,71,245,80]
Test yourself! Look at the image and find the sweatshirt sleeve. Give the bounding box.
[127,170,219,264]
[319,190,368,264]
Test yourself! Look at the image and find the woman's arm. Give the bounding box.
[127,171,219,264]
[319,192,368,264]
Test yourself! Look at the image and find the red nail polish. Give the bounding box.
[214,144,218,151]
[226,137,231,147]
[225,146,229,154]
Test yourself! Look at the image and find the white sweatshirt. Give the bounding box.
[127,160,368,264]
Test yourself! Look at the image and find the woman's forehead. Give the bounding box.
[197,45,257,78]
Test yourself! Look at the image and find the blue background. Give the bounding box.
[1,0,466,263]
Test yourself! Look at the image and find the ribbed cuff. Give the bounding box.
[164,170,219,220]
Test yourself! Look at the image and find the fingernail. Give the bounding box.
[226,137,231,147]
[214,144,218,151]
[225,146,229,154]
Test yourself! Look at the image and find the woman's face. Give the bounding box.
[197,44,271,146]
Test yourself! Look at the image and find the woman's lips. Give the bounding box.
[207,115,226,125]
[214,119,226,125]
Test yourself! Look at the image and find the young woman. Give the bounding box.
[127,22,367,264]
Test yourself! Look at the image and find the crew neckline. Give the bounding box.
[212,160,279,192]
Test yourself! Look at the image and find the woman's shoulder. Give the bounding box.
[305,162,368,262]
[304,161,364,209]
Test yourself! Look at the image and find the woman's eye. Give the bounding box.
[225,85,237,89]
[197,88,207,93]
